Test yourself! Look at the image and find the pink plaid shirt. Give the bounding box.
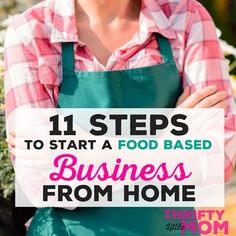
[4,0,236,181]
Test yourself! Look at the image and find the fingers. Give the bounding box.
[6,136,15,148]
[6,134,16,161]
[9,147,15,158]
[176,86,191,107]
[178,85,218,108]
[212,100,229,113]
[195,91,228,108]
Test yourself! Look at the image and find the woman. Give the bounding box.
[4,0,236,235]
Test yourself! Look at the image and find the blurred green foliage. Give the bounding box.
[0,66,14,199]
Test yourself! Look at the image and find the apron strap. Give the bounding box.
[62,33,174,76]
[62,43,74,77]
[154,33,174,62]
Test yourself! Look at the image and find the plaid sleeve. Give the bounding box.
[183,1,236,182]
[4,20,55,136]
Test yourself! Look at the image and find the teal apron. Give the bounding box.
[27,33,199,236]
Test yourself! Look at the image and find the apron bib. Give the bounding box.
[58,33,182,109]
[27,33,199,236]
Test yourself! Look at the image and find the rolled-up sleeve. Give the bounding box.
[183,1,236,182]
[4,20,55,136]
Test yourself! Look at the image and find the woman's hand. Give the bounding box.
[6,132,15,163]
[177,85,229,110]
